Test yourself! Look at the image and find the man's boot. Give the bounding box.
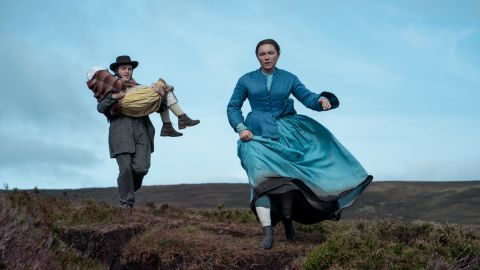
[133,173,144,192]
[161,122,183,137]
[282,218,298,241]
[259,225,274,249]
[178,114,200,129]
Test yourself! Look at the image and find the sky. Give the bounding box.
[0,0,479,189]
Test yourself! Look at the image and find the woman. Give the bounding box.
[227,39,372,249]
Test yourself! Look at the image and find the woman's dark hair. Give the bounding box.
[255,39,280,56]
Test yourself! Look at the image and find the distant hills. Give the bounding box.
[38,180,480,226]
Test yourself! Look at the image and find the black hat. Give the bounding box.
[109,55,138,72]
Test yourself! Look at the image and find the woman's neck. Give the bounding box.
[261,68,275,75]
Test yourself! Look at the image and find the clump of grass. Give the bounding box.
[7,190,68,228]
[297,222,329,235]
[198,208,256,224]
[302,219,480,270]
[145,201,156,209]
[53,240,105,270]
[6,190,126,227]
[121,226,189,267]
[1,192,104,269]
[121,223,257,269]
[146,203,195,219]
[54,198,125,227]
[0,260,7,270]
[144,203,256,224]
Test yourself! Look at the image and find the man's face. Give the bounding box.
[117,64,133,80]
[257,44,279,74]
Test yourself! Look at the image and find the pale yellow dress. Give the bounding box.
[118,79,172,117]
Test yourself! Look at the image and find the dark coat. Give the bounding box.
[97,92,155,158]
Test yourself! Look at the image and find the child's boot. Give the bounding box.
[161,122,183,137]
[178,114,200,129]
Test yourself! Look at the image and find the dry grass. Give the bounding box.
[0,191,103,270]
[1,190,479,269]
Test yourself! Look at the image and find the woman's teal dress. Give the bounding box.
[238,114,372,224]
[227,68,372,225]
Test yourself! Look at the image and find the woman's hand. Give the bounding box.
[319,97,332,110]
[239,130,253,142]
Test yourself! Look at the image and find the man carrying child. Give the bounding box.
[91,55,199,208]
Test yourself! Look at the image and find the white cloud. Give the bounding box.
[1,1,479,189]
[401,25,480,87]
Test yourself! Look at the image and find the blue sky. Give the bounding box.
[0,0,479,189]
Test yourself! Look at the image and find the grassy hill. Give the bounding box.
[39,181,480,226]
[1,181,479,269]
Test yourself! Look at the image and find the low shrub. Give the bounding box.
[302,220,480,270]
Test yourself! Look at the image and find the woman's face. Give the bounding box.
[256,44,279,74]
[117,64,133,80]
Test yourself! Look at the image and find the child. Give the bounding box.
[87,67,200,136]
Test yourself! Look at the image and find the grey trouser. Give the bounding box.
[115,118,151,207]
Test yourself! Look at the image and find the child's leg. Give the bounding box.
[169,103,185,117]
[165,92,200,129]
[159,110,171,123]
[164,91,181,116]
[159,109,182,137]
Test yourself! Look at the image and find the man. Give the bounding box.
[97,55,155,208]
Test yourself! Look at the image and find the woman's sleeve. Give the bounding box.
[292,76,340,111]
[291,76,323,111]
[227,77,248,131]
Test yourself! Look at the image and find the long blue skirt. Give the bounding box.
[237,114,372,224]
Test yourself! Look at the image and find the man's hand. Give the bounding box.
[124,80,135,88]
[319,97,332,110]
[112,91,125,99]
[151,83,165,96]
[239,130,253,142]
